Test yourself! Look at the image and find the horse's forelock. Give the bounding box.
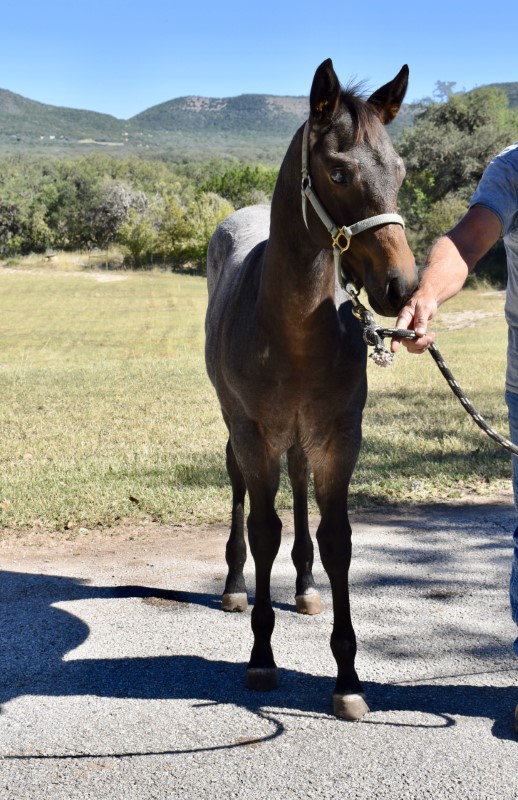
[339,83,380,146]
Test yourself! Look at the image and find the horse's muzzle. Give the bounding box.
[387,273,417,311]
[367,272,418,317]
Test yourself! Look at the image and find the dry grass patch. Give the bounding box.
[0,263,511,531]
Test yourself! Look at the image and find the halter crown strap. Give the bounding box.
[300,121,405,286]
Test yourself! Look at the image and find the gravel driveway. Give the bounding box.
[1,496,517,799]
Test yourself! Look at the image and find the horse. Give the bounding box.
[205,59,417,720]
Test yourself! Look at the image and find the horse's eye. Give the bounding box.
[330,170,348,185]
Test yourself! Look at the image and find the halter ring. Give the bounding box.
[332,228,352,254]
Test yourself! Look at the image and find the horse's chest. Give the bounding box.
[219,307,367,449]
[233,353,366,442]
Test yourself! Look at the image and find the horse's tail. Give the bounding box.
[206,220,233,299]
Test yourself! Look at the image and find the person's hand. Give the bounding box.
[391,291,437,353]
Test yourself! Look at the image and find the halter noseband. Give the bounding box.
[300,121,405,288]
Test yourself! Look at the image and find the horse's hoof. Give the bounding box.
[333,693,370,721]
[222,592,248,612]
[295,592,324,615]
[246,667,279,691]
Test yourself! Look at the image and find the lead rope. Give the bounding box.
[345,283,518,457]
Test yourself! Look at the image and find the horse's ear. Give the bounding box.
[310,59,341,122]
[367,65,409,124]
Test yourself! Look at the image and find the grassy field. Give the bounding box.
[0,260,512,532]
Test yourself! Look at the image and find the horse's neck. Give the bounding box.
[259,131,336,321]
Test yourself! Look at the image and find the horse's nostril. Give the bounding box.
[387,275,415,311]
[387,276,406,309]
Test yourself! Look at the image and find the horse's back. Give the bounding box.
[206,205,270,385]
[206,204,270,298]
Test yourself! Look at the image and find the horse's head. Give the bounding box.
[305,59,417,317]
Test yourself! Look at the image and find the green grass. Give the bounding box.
[359,287,511,504]
[0,264,511,531]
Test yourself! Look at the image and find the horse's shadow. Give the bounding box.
[0,567,516,753]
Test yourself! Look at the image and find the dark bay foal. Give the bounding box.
[205,59,417,719]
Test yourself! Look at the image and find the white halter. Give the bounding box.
[300,121,405,288]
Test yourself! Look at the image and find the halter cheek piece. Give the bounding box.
[300,120,405,288]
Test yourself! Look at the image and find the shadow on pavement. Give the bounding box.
[1,564,516,755]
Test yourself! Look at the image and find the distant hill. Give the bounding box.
[0,88,310,160]
[0,82,516,161]
[131,94,308,135]
[130,92,415,144]
[0,88,123,139]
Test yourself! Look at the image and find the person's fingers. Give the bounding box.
[413,306,433,337]
[401,330,436,354]
[395,302,416,331]
[392,302,417,352]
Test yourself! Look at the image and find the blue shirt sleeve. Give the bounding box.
[470,144,518,238]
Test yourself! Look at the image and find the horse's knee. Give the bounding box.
[316,523,352,574]
[248,509,282,559]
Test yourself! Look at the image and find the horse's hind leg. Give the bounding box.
[287,443,323,615]
[231,420,282,691]
[222,439,248,612]
[246,464,282,691]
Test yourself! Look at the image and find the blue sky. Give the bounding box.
[1,0,516,119]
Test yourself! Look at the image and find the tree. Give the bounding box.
[86,181,148,250]
[201,164,277,208]
[0,201,24,255]
[117,204,160,268]
[398,86,518,273]
[155,195,189,265]
[175,192,234,272]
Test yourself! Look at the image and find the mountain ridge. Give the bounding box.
[1,82,516,160]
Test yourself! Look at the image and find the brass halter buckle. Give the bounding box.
[331,227,352,254]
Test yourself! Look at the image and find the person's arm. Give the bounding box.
[392,204,503,353]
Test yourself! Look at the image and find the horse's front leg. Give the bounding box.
[232,422,282,691]
[314,446,369,721]
[287,442,323,615]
